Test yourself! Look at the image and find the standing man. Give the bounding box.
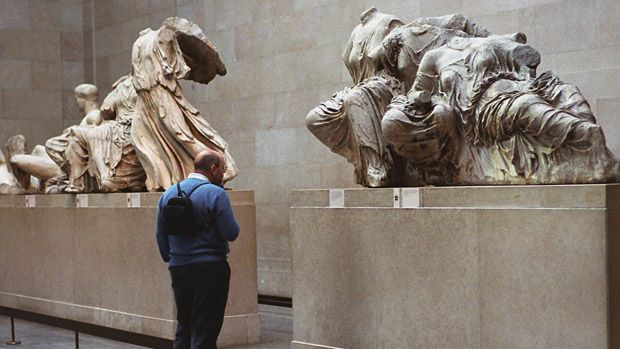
[156,149,240,349]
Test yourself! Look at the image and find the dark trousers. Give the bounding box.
[170,260,231,349]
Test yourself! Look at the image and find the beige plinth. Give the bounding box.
[291,185,620,349]
[0,191,259,347]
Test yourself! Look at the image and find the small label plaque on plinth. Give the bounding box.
[127,193,141,207]
[76,194,88,208]
[25,195,35,208]
[401,188,421,208]
[329,189,344,208]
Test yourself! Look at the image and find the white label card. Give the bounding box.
[401,188,421,208]
[329,189,345,208]
[76,194,88,208]
[25,195,36,208]
[127,193,141,207]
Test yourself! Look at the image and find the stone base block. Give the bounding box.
[0,191,259,347]
[291,185,619,349]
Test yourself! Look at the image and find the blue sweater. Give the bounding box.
[156,174,240,267]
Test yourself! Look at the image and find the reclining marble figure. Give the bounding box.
[6,135,62,193]
[306,7,619,186]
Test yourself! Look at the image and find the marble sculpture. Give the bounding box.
[131,17,237,192]
[1,17,235,194]
[306,8,620,186]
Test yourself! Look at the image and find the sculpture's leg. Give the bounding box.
[63,131,91,193]
[511,94,601,151]
[347,99,390,187]
[344,80,397,187]
[530,72,595,122]
[6,135,30,190]
[551,84,595,122]
[99,144,147,193]
[44,131,71,168]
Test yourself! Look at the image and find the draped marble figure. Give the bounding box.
[62,75,147,193]
[131,17,237,191]
[46,84,103,170]
[306,7,619,186]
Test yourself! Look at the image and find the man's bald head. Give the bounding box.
[194,150,221,172]
[194,149,226,185]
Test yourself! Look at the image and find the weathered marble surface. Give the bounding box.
[306,8,620,187]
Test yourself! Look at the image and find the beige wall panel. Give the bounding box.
[0,30,61,61]
[61,61,84,90]
[60,0,83,32]
[61,32,83,62]
[0,0,30,30]
[30,0,62,31]
[1,90,62,121]
[31,61,62,91]
[0,119,65,149]
[0,60,31,90]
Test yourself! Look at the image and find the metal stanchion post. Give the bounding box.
[75,331,79,349]
[6,316,21,345]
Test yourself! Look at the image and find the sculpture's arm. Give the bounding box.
[79,110,102,126]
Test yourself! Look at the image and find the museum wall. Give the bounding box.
[2,0,619,298]
[0,0,84,149]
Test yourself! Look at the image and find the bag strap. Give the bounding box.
[175,182,187,197]
[187,182,210,198]
[176,181,210,198]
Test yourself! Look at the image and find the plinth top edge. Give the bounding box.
[290,184,620,209]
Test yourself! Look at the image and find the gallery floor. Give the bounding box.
[0,305,291,348]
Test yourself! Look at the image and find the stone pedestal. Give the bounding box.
[290,185,620,349]
[0,191,259,347]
